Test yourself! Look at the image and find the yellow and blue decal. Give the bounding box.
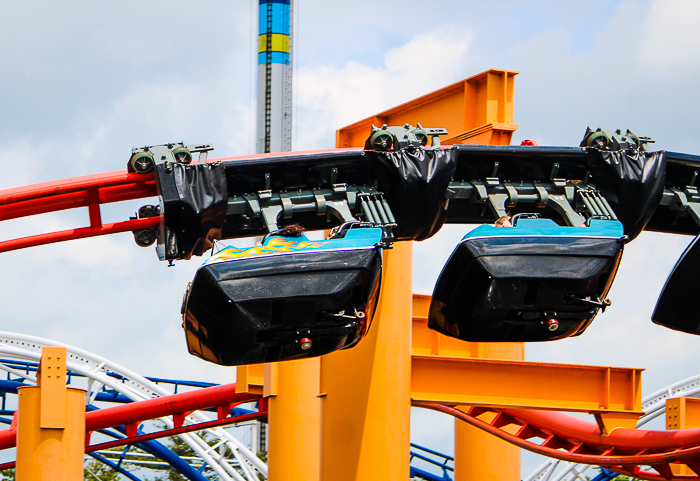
[204,227,384,266]
[258,0,291,65]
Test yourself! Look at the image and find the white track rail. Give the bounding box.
[524,373,700,481]
[0,332,268,481]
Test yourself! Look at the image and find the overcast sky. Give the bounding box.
[1,0,700,477]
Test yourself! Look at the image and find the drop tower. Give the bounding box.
[256,0,292,153]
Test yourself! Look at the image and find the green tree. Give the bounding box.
[84,458,125,481]
[150,430,233,481]
[82,445,144,481]
[151,434,197,481]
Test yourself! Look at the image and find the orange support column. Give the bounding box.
[267,358,321,481]
[412,297,523,481]
[454,344,522,481]
[319,242,413,481]
[335,69,521,481]
[16,346,85,481]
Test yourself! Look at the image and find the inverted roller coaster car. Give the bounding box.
[428,216,625,342]
[182,224,383,366]
[652,234,700,334]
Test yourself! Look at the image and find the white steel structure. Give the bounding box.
[0,332,268,481]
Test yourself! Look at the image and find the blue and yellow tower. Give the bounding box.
[257,0,292,153]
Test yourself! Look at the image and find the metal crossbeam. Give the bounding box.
[448,180,616,226]
[229,184,396,241]
[411,355,642,413]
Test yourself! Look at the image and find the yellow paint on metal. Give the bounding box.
[319,243,413,481]
[336,68,519,148]
[267,358,321,481]
[258,34,290,54]
[411,355,643,413]
[448,122,518,145]
[16,347,85,481]
[412,294,480,358]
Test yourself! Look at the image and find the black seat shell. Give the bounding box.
[429,226,624,342]
[184,249,382,365]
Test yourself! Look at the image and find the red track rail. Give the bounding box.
[0,382,263,470]
[0,169,158,253]
[0,150,365,254]
[0,411,267,471]
[416,403,700,480]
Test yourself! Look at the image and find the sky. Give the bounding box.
[1,0,700,478]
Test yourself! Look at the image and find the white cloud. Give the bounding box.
[507,0,700,152]
[637,0,700,73]
[294,29,473,150]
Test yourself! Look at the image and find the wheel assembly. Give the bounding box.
[129,152,155,174]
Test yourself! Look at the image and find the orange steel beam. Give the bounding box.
[411,355,642,413]
[413,295,524,481]
[337,68,518,148]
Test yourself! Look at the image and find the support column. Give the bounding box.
[320,242,413,481]
[454,343,522,481]
[267,357,321,481]
[16,346,85,481]
[667,397,700,475]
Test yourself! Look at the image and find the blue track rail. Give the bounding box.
[591,468,619,481]
[87,452,143,481]
[409,443,453,481]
